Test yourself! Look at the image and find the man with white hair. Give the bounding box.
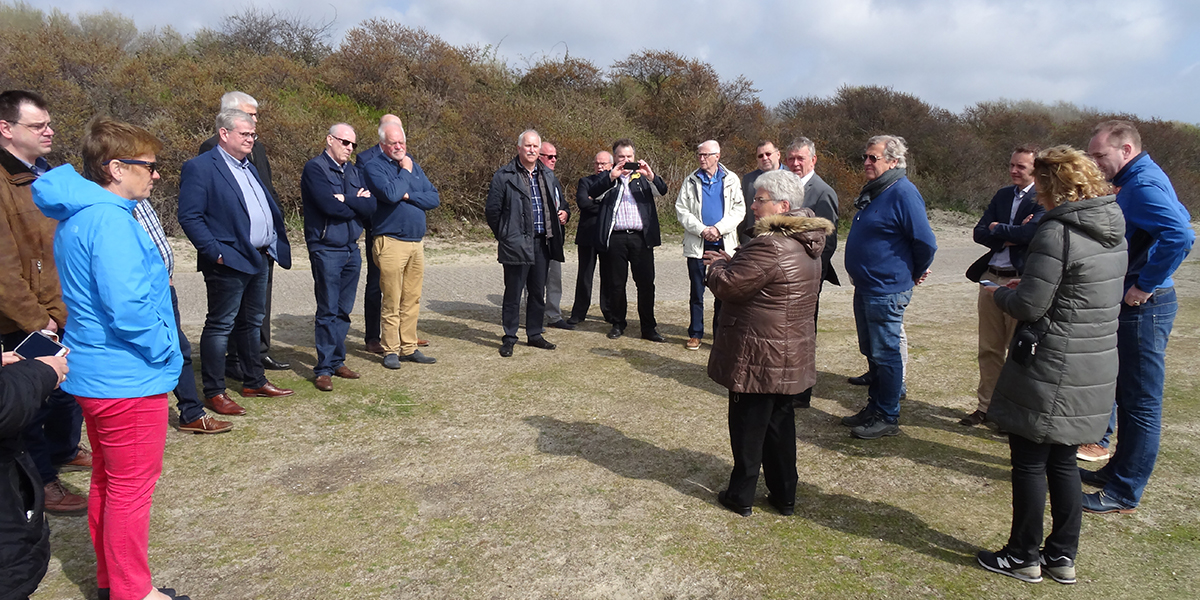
[675,139,745,350]
[302,123,375,391]
[198,91,289,372]
[364,121,440,369]
[485,130,568,357]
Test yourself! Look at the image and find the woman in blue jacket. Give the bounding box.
[33,117,184,600]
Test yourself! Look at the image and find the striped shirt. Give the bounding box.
[132,199,174,279]
[612,175,643,231]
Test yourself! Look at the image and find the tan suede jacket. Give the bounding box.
[0,147,67,336]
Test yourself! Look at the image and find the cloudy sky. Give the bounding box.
[35,0,1200,123]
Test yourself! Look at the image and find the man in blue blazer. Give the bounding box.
[962,145,1044,427]
[179,108,294,416]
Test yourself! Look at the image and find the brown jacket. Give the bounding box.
[706,212,832,395]
[0,148,66,336]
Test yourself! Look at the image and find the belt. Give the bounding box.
[612,229,642,235]
[987,267,1018,277]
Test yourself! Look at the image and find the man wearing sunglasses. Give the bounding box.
[841,135,937,440]
[737,140,784,244]
[0,89,90,515]
[538,141,573,331]
[198,91,290,373]
[364,122,440,369]
[302,124,376,390]
[180,108,295,417]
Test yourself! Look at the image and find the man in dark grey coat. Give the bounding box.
[485,129,568,357]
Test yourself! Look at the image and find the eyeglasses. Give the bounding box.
[862,154,885,163]
[756,151,776,159]
[752,196,778,204]
[223,128,258,141]
[697,152,718,158]
[539,153,557,160]
[330,135,358,150]
[105,159,158,175]
[11,121,52,135]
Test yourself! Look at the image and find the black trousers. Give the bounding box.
[501,237,550,344]
[726,390,798,507]
[1007,433,1082,561]
[569,244,612,324]
[363,233,382,343]
[602,231,657,334]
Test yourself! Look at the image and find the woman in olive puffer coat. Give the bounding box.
[976,145,1127,585]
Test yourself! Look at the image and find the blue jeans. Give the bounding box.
[853,289,912,423]
[1101,287,1177,507]
[199,259,270,398]
[169,286,205,424]
[311,246,362,376]
[687,241,724,339]
[1098,402,1117,448]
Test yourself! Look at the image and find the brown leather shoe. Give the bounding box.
[365,340,386,354]
[417,338,430,347]
[179,414,234,434]
[685,337,701,350]
[314,375,333,392]
[240,382,295,398]
[958,410,987,427]
[44,480,87,515]
[58,446,92,472]
[204,392,247,416]
[333,366,360,379]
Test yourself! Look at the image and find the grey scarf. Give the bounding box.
[854,167,906,210]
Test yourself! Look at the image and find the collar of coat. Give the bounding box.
[752,213,834,237]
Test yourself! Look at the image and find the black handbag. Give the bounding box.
[1009,225,1070,367]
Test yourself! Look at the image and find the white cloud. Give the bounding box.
[24,0,1200,122]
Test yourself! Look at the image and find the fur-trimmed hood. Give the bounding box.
[752,212,834,259]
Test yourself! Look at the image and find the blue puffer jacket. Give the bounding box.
[31,166,181,398]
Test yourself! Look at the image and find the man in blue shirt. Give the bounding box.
[675,140,745,350]
[1080,120,1195,514]
[302,124,375,390]
[841,134,937,440]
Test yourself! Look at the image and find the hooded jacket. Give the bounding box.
[706,212,833,394]
[31,166,182,398]
[0,148,67,336]
[989,195,1128,445]
[484,157,567,264]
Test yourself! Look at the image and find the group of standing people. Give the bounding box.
[0,76,1193,598]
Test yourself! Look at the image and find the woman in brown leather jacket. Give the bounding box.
[704,169,833,517]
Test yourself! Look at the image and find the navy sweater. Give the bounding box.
[844,177,938,294]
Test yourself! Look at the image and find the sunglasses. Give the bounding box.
[756,151,776,159]
[862,154,886,163]
[539,153,557,160]
[106,158,158,175]
[331,135,358,150]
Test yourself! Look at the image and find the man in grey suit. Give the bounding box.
[784,137,840,407]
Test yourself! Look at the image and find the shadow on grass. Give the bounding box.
[797,408,1010,480]
[603,347,726,395]
[523,415,979,566]
[523,416,727,502]
[794,481,982,566]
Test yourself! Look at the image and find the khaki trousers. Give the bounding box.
[374,237,424,355]
[976,270,1018,412]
